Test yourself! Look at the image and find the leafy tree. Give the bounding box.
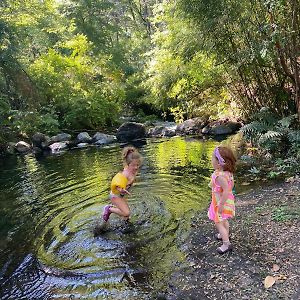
[177,0,300,119]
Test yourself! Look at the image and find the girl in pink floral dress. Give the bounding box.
[208,146,236,254]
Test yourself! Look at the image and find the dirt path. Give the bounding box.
[166,179,300,300]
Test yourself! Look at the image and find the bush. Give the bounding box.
[241,108,300,157]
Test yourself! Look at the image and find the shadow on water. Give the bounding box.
[0,136,241,299]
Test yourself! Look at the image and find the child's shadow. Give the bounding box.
[93,220,135,237]
[93,222,110,236]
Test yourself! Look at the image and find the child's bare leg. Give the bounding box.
[215,221,232,253]
[224,219,230,236]
[110,197,130,220]
[215,221,229,241]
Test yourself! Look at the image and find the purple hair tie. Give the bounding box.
[214,147,225,166]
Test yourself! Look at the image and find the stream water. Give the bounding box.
[0,136,241,299]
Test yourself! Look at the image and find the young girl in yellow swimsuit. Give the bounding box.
[102,146,142,222]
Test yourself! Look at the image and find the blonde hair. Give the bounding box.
[122,146,142,166]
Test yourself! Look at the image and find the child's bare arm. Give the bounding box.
[116,186,131,195]
[216,176,230,213]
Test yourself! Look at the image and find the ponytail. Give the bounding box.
[122,146,141,165]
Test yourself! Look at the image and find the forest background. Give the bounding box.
[0,0,299,160]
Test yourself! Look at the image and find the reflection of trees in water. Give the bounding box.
[0,137,231,299]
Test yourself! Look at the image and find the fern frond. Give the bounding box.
[258,131,283,146]
[241,121,270,134]
[288,130,300,143]
[252,107,278,125]
[277,114,297,128]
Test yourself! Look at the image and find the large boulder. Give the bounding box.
[93,132,116,145]
[202,120,242,135]
[15,141,31,153]
[147,126,176,137]
[147,126,165,137]
[32,132,51,149]
[116,122,146,142]
[175,117,209,135]
[76,132,92,143]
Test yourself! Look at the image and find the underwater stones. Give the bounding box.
[49,142,69,153]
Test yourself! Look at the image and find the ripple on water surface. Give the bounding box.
[0,137,220,299]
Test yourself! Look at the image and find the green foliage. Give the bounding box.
[241,108,299,157]
[1,0,300,145]
[29,35,123,129]
[272,206,299,222]
[0,96,10,122]
[8,109,60,135]
[177,0,300,118]
[143,2,231,120]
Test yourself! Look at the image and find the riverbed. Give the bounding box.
[0,136,239,299]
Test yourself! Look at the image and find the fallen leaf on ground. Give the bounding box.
[264,276,276,289]
[275,274,288,281]
[272,264,280,272]
[241,182,251,186]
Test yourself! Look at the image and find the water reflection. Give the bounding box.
[0,137,220,299]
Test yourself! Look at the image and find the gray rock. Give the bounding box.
[77,143,89,148]
[210,124,233,135]
[51,133,71,143]
[93,132,116,145]
[32,132,51,149]
[227,121,242,132]
[202,120,242,135]
[162,128,176,137]
[49,142,69,153]
[15,141,31,153]
[116,122,146,142]
[201,126,210,134]
[76,132,92,143]
[7,142,16,154]
[147,126,165,137]
[176,117,208,135]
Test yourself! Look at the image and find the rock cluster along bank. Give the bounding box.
[5,118,242,155]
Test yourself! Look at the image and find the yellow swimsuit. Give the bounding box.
[110,173,128,199]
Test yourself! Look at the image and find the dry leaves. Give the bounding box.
[264,276,276,289]
[241,182,251,186]
[272,264,280,272]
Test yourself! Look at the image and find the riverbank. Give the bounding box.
[166,177,300,300]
